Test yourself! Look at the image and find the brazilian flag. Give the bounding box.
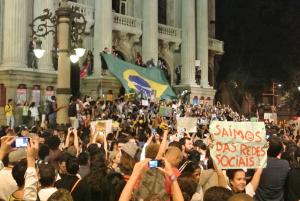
[101,54,176,100]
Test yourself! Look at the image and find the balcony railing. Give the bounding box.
[158,24,181,43]
[64,2,223,53]
[112,12,143,35]
[208,38,224,54]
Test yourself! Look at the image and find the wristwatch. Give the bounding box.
[169,174,177,182]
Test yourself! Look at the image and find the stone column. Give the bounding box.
[0,0,3,65]
[34,0,55,71]
[142,0,158,64]
[56,2,72,124]
[1,0,28,68]
[196,0,210,87]
[93,0,112,76]
[180,0,196,85]
[82,0,94,52]
[133,0,142,18]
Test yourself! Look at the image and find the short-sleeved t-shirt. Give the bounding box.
[254,157,290,201]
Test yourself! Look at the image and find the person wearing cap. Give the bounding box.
[119,141,140,181]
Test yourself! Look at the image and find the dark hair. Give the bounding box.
[58,152,71,164]
[39,163,56,187]
[194,140,207,150]
[66,157,79,175]
[181,161,200,175]
[45,136,61,150]
[267,137,283,157]
[39,144,50,160]
[188,150,201,164]
[102,172,126,201]
[29,102,35,108]
[84,152,108,193]
[12,159,27,187]
[178,175,198,201]
[203,186,233,201]
[226,169,245,182]
[168,141,182,151]
[179,137,191,146]
[78,152,89,166]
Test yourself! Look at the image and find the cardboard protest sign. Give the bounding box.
[176,117,198,133]
[142,99,149,106]
[264,113,277,124]
[159,106,172,117]
[90,119,113,134]
[210,121,267,169]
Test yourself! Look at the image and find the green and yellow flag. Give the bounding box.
[101,54,176,100]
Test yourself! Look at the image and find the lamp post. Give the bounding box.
[30,0,87,124]
[262,81,282,112]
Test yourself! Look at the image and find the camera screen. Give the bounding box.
[15,137,29,148]
[149,160,159,168]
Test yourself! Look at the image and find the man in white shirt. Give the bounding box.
[38,163,58,201]
[0,158,18,200]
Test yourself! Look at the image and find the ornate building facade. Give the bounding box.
[0,0,223,123]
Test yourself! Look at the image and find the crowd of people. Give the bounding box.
[0,94,300,201]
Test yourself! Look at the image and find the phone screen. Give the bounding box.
[13,137,29,148]
[148,160,163,168]
[149,160,159,168]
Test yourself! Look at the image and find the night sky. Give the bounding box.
[215,0,300,96]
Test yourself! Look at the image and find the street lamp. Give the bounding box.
[30,0,87,124]
[33,39,45,59]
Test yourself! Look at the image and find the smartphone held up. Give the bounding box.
[12,137,30,148]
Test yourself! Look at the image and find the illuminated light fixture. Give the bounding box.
[74,38,85,57]
[33,39,45,59]
[70,53,79,63]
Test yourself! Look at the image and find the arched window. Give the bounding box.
[158,0,167,24]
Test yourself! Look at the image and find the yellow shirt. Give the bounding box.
[4,104,13,117]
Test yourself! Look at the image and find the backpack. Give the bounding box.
[68,102,77,117]
[133,168,170,201]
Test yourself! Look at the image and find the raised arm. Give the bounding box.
[24,138,39,201]
[0,136,16,169]
[64,128,71,149]
[156,128,168,160]
[73,128,80,156]
[103,131,108,160]
[250,168,263,192]
[213,159,227,188]
[118,159,150,201]
[158,158,184,201]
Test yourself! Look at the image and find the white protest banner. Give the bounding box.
[176,117,198,133]
[142,99,149,106]
[210,121,267,169]
[90,119,113,134]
